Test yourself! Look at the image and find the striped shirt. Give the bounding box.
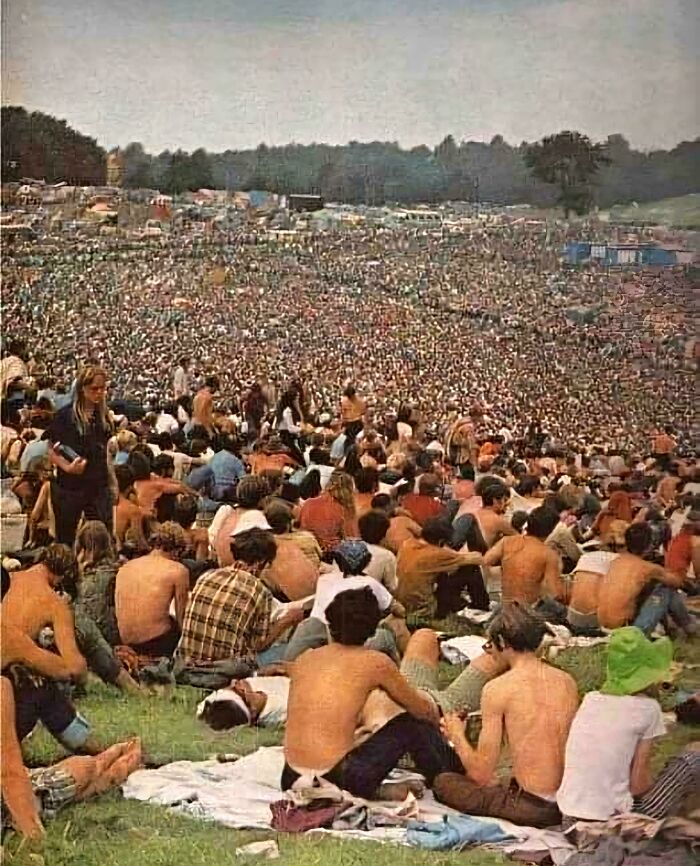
[177,564,272,664]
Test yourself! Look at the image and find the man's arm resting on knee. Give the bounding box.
[441,684,504,786]
[1,624,72,680]
[375,655,440,727]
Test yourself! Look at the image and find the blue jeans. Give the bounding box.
[633,584,692,636]
[255,643,289,667]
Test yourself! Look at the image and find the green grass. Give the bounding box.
[3,638,699,866]
[607,193,700,229]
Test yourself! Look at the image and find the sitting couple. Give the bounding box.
[281,594,576,825]
[280,594,698,828]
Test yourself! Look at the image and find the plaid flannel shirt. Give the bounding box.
[177,563,272,664]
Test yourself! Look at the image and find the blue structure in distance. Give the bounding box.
[565,241,683,267]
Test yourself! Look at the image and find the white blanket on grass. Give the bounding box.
[440,635,487,665]
[122,746,573,858]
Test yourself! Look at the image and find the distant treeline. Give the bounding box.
[2,106,699,207]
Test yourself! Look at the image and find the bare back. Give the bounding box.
[500,536,552,604]
[193,389,213,429]
[476,509,513,549]
[569,570,603,615]
[115,553,188,644]
[489,662,578,797]
[285,643,433,771]
[2,571,66,639]
[597,554,658,629]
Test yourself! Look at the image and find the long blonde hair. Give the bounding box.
[75,520,115,569]
[73,364,110,435]
[326,471,356,516]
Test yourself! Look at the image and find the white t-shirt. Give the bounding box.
[557,692,665,820]
[197,677,290,727]
[310,571,393,625]
[573,550,618,576]
[155,413,179,434]
[252,676,290,726]
[365,544,398,593]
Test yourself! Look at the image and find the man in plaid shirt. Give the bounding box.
[176,528,303,666]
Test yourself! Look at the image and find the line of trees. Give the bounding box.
[2,106,699,211]
[1,106,106,186]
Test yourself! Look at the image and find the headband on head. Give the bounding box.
[197,690,251,724]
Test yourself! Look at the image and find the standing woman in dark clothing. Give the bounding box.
[48,365,114,546]
[275,388,305,465]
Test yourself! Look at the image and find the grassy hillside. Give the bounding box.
[608,193,700,229]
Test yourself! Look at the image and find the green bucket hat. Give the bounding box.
[601,627,673,696]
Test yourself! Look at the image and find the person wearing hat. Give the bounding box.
[284,539,404,662]
[558,627,699,822]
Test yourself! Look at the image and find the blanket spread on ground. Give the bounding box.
[122,746,574,860]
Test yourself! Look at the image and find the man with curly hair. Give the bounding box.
[115,522,190,657]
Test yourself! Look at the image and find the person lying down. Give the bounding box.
[197,676,290,729]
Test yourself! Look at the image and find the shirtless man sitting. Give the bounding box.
[474,482,516,549]
[115,522,190,656]
[434,603,579,827]
[113,465,152,551]
[129,451,194,516]
[565,549,618,633]
[1,544,86,680]
[263,501,320,601]
[483,506,565,605]
[597,522,696,636]
[283,587,461,800]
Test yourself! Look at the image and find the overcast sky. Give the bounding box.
[2,0,698,153]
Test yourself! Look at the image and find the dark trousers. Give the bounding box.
[434,773,561,828]
[281,713,462,800]
[4,668,89,752]
[436,566,490,618]
[343,420,363,452]
[51,482,113,547]
[130,618,180,658]
[279,430,305,465]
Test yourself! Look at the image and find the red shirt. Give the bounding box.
[299,492,358,553]
[401,493,446,527]
[665,532,692,578]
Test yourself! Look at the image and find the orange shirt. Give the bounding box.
[396,538,466,616]
[354,492,375,518]
[385,515,422,554]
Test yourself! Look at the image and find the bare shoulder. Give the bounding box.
[545,663,578,693]
[49,592,74,619]
[481,674,512,705]
[171,561,190,580]
[359,649,400,682]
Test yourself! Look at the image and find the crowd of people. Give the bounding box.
[1,221,698,848]
[1,221,697,451]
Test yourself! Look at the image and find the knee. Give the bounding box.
[432,771,464,805]
[404,628,439,662]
